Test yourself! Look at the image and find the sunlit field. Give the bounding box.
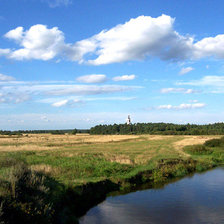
[0,134,221,185]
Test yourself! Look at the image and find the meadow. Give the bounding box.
[1,134,224,223]
[0,134,222,185]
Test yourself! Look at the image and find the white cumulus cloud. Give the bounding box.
[194,34,224,59]
[4,27,24,42]
[76,74,107,83]
[4,24,67,61]
[86,14,194,65]
[2,15,224,64]
[113,74,136,81]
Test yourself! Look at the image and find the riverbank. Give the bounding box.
[0,134,224,223]
[80,168,224,224]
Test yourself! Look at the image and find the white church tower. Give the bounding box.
[126,115,131,125]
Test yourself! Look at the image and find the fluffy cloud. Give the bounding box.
[0,74,15,81]
[160,88,198,94]
[157,103,205,110]
[3,25,67,60]
[179,67,194,75]
[177,76,224,86]
[86,14,194,65]
[2,15,224,64]
[4,27,24,42]
[2,24,96,62]
[194,35,224,59]
[113,74,136,81]
[76,74,107,83]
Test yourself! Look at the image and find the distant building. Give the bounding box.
[126,115,131,125]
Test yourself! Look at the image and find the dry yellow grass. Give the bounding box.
[1,133,223,187]
[172,135,221,157]
[0,134,222,166]
[0,134,139,152]
[173,135,221,150]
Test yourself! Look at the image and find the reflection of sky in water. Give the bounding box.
[80,168,224,224]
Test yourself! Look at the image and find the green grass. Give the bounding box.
[184,144,212,155]
[0,135,223,186]
[1,135,224,223]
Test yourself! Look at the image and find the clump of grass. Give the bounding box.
[151,159,197,183]
[0,163,54,224]
[184,144,212,155]
[195,162,214,172]
[0,157,20,168]
[204,137,224,147]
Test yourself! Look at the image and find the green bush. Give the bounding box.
[0,162,80,224]
[204,138,224,147]
[184,144,212,155]
[0,163,54,224]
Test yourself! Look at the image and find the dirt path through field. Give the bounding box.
[173,136,221,157]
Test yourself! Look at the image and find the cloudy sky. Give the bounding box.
[1,0,224,130]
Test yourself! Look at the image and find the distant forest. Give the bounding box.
[2,123,224,136]
[90,123,224,135]
[0,129,89,135]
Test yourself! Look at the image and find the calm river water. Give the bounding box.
[80,168,224,224]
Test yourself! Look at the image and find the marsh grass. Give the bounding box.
[184,144,213,155]
[204,137,224,147]
[1,134,224,223]
[0,134,222,186]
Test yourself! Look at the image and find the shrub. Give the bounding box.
[184,144,212,155]
[204,138,223,147]
[0,163,54,224]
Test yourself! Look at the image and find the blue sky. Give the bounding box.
[1,0,224,130]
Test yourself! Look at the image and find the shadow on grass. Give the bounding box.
[0,161,120,224]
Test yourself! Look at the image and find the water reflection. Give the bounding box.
[80,168,224,224]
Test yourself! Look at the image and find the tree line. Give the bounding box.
[0,129,89,135]
[90,122,224,135]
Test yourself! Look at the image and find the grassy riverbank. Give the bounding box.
[0,134,224,223]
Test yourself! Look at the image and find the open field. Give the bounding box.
[0,134,222,185]
[1,134,224,223]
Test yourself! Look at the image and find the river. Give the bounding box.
[80,168,224,224]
